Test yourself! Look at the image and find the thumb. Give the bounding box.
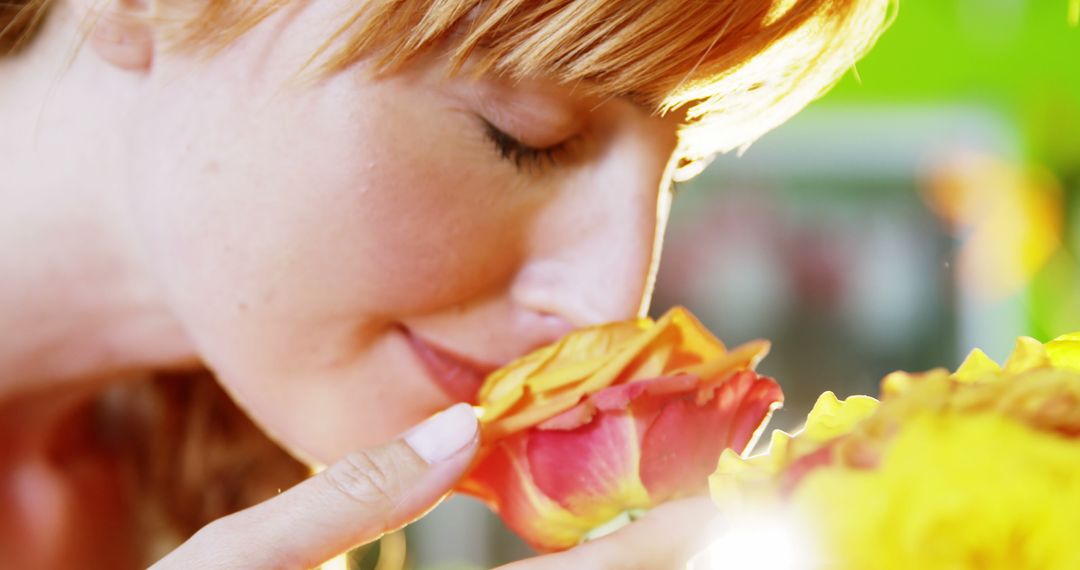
[152,403,479,570]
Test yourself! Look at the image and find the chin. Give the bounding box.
[263,331,460,465]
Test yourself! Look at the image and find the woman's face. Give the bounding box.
[125,1,681,464]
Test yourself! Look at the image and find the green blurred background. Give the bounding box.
[376,2,1080,568]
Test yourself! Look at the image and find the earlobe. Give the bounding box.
[85,0,154,72]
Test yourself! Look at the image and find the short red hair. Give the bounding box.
[5,0,894,174]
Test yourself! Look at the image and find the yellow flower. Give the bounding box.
[708,330,1080,569]
[878,335,1080,436]
[1046,331,1080,372]
[796,413,1080,570]
[710,392,878,504]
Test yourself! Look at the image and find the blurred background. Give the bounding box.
[375,1,1080,568]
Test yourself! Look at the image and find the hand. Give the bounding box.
[151,403,479,570]
[498,497,722,570]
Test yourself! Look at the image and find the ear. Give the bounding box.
[84,0,155,72]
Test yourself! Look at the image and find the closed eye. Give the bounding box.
[481,119,572,173]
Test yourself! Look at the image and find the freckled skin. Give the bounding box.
[118,1,683,463]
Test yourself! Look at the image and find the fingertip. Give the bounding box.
[404,402,480,464]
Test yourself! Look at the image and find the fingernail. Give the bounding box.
[404,403,479,464]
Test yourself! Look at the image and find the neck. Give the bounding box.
[0,4,199,399]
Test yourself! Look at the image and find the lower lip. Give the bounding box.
[403,329,495,403]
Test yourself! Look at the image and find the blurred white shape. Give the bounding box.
[320,554,347,570]
[685,510,818,570]
[843,214,935,351]
[408,495,503,567]
[693,241,791,334]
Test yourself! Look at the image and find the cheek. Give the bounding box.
[325,110,533,313]
[130,68,534,329]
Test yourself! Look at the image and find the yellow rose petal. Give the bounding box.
[1046,331,1080,373]
[1004,336,1053,374]
[952,348,1002,382]
[802,392,880,443]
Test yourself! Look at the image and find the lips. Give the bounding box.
[404,329,499,403]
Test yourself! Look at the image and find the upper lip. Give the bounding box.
[401,327,501,403]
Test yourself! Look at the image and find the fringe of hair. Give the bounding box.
[170,0,896,169]
[4,0,895,166]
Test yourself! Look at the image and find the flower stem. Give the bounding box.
[580,509,649,543]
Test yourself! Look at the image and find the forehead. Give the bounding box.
[175,0,892,159]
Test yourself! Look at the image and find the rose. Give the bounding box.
[704,331,1080,570]
[455,307,782,552]
[713,332,1080,502]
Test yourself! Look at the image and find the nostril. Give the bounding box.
[535,312,576,341]
[515,309,578,352]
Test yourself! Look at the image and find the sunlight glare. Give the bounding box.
[686,510,817,570]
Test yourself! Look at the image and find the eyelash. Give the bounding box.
[482,120,569,172]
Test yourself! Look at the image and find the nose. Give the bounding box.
[511,115,678,328]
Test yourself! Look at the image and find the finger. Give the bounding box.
[153,403,479,570]
[498,497,722,570]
